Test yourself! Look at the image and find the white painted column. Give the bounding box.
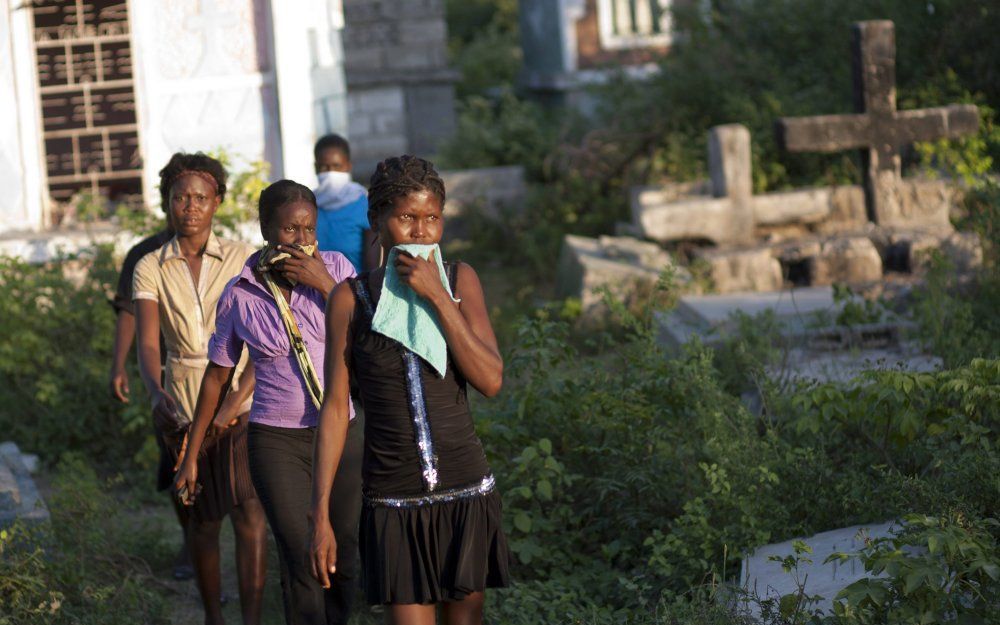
[1,0,46,233]
[271,0,348,187]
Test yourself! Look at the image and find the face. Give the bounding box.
[264,200,318,247]
[169,173,220,237]
[315,148,351,175]
[373,190,444,253]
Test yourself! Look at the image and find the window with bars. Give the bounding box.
[31,0,143,208]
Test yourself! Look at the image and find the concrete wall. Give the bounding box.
[341,0,457,176]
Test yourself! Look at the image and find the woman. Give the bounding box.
[134,152,268,625]
[175,180,362,625]
[310,156,511,625]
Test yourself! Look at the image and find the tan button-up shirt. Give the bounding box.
[133,233,255,423]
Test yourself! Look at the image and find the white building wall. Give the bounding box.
[0,0,45,234]
[130,0,281,210]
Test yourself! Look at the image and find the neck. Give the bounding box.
[177,229,211,257]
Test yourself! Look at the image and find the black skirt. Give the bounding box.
[156,415,257,522]
[359,487,511,605]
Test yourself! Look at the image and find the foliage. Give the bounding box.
[445,0,521,99]
[0,456,170,624]
[471,280,1000,621]
[825,514,1000,624]
[442,0,1000,280]
[0,247,151,470]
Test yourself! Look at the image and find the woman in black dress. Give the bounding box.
[309,156,510,624]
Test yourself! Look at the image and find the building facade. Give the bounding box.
[0,0,456,234]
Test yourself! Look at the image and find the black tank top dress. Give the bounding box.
[349,265,511,605]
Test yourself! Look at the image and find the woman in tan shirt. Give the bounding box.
[134,153,267,625]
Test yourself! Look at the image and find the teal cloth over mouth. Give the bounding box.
[371,243,459,377]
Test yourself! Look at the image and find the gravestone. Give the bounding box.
[740,522,897,617]
[0,442,48,527]
[439,166,527,221]
[658,286,853,350]
[776,21,978,227]
[557,234,687,313]
[623,21,983,295]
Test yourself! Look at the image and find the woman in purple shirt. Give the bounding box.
[176,180,363,625]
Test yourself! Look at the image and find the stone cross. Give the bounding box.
[185,0,241,77]
[776,20,979,225]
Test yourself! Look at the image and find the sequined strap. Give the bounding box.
[351,275,375,319]
[364,474,495,508]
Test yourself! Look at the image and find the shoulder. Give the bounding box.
[327,280,357,319]
[216,275,242,312]
[452,261,480,284]
[125,231,167,264]
[320,250,357,280]
[133,249,160,277]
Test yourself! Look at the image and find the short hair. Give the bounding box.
[367,155,446,221]
[158,152,227,209]
[314,134,351,161]
[258,179,317,229]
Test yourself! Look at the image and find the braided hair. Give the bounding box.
[367,155,446,224]
[258,179,317,230]
[157,152,227,209]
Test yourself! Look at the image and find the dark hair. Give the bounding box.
[314,134,351,161]
[158,152,227,209]
[258,179,317,229]
[367,155,445,221]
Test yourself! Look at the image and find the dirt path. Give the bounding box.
[138,501,378,625]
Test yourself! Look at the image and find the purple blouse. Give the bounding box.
[208,250,356,428]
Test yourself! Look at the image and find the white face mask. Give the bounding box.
[316,170,352,192]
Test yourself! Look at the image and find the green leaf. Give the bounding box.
[538,438,552,455]
[513,512,532,533]
[536,479,553,501]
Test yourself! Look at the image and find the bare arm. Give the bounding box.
[173,362,235,502]
[109,310,134,402]
[310,282,356,588]
[135,299,185,434]
[395,255,503,397]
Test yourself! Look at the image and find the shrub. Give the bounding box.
[0,456,169,624]
[0,247,149,470]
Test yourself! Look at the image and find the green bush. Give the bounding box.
[0,247,150,470]
[473,297,1000,620]
[0,456,170,624]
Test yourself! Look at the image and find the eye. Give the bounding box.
[306,227,315,233]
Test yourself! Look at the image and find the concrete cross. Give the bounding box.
[776,20,978,225]
[185,0,241,76]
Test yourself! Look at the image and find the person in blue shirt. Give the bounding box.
[313,134,379,273]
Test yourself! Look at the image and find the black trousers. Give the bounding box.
[247,416,363,625]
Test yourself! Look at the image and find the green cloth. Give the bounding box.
[371,243,458,377]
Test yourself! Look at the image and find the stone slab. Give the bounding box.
[557,234,683,312]
[740,522,897,616]
[772,345,942,385]
[656,286,864,349]
[0,441,49,527]
[439,166,527,221]
[693,246,785,294]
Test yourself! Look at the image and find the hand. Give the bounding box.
[394,249,447,303]
[172,459,200,507]
[309,514,338,588]
[276,245,334,294]
[152,390,185,437]
[209,397,241,438]
[109,367,130,403]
